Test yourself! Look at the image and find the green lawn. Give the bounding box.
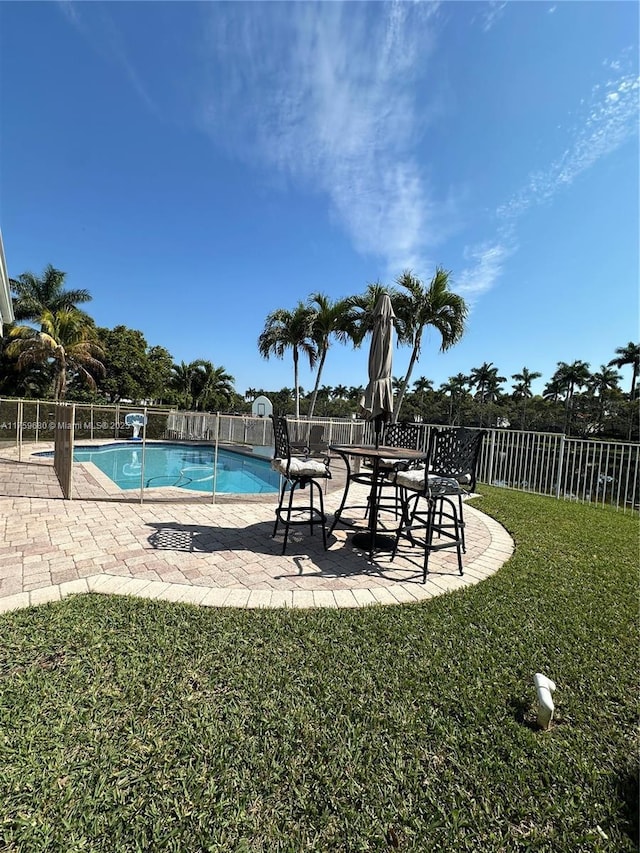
[0,488,638,852]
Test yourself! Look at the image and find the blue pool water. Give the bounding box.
[37,443,279,494]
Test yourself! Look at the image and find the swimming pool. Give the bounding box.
[37,443,280,494]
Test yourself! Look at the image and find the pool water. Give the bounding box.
[38,443,280,494]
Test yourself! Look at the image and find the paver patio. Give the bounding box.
[0,443,514,611]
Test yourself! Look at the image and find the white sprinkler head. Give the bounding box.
[534,673,556,730]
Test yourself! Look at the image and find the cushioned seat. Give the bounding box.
[271,457,331,479]
[393,469,459,491]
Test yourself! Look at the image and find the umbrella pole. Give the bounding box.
[374,415,383,448]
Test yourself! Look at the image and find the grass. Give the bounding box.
[0,487,638,852]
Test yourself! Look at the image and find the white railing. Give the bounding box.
[476,429,639,511]
[1,398,638,512]
[258,417,638,513]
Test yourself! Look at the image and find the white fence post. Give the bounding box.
[555,435,566,500]
[17,399,23,462]
[487,429,496,486]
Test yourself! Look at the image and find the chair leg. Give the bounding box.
[392,491,418,559]
[312,480,328,550]
[455,510,464,575]
[429,496,464,577]
[329,477,352,534]
[458,493,466,552]
[447,496,464,575]
[423,498,437,583]
[273,480,288,539]
[393,490,465,582]
[274,478,329,554]
[308,480,315,537]
[281,482,299,555]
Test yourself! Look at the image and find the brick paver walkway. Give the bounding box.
[0,443,514,611]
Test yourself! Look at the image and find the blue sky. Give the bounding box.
[1,1,638,398]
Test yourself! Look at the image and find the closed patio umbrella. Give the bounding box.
[360,294,395,447]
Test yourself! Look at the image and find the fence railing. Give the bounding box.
[166,413,640,512]
[1,398,638,512]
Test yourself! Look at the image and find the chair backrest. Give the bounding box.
[383,421,423,450]
[308,424,325,447]
[270,414,291,460]
[428,427,486,492]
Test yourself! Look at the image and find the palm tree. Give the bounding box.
[551,360,591,434]
[258,303,317,418]
[171,361,199,409]
[413,376,433,395]
[469,362,506,426]
[470,362,505,403]
[313,385,333,414]
[589,364,621,397]
[7,308,105,401]
[392,269,467,421]
[332,384,349,400]
[511,367,541,397]
[588,365,622,427]
[542,376,564,403]
[609,342,639,399]
[306,293,355,419]
[191,360,235,411]
[440,373,470,425]
[608,342,639,440]
[10,265,92,325]
[348,282,398,346]
[511,367,542,429]
[412,376,433,413]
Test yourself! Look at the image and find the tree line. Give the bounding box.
[1,263,638,440]
[251,355,637,441]
[255,270,638,440]
[0,265,239,412]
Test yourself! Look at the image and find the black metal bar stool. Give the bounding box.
[391,427,486,581]
[270,415,332,554]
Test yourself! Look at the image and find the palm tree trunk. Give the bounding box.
[55,356,67,401]
[307,347,327,420]
[564,385,574,435]
[392,343,420,422]
[628,368,638,441]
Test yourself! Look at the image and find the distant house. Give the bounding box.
[0,231,14,335]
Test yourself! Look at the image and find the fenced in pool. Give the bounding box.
[1,398,638,511]
[35,442,280,495]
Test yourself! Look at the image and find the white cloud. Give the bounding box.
[497,62,639,223]
[459,52,638,307]
[198,1,446,276]
[57,1,159,117]
[456,241,514,302]
[480,2,508,33]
